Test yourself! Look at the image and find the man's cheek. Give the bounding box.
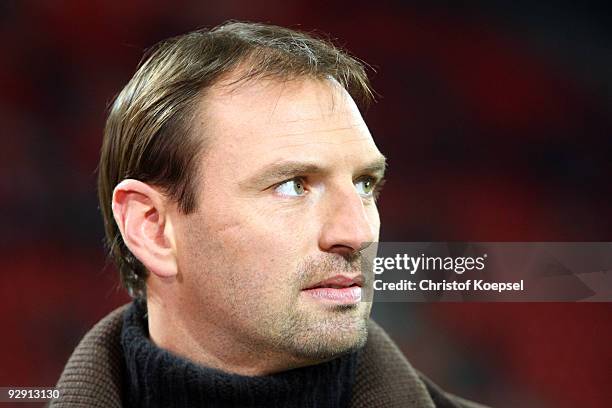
[366,207,381,237]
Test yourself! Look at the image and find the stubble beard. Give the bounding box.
[274,302,371,361]
[254,253,372,362]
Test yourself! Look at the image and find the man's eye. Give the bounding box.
[275,178,306,196]
[355,177,376,196]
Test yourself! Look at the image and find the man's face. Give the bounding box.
[173,76,384,365]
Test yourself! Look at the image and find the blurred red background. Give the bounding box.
[1,1,611,407]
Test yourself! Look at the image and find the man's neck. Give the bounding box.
[122,299,359,408]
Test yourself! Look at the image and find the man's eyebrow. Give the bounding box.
[242,156,387,188]
[241,161,327,188]
[358,156,387,177]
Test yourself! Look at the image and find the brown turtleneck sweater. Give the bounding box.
[50,303,487,408]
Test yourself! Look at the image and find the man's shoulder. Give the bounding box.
[356,320,487,408]
[51,305,128,407]
[52,305,488,408]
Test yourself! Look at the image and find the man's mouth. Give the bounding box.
[301,275,363,304]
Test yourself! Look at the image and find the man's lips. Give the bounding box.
[303,274,364,290]
[301,275,364,304]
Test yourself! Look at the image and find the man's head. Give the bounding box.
[99,22,385,373]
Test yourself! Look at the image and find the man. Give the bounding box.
[53,22,485,408]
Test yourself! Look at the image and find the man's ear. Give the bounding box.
[111,179,178,279]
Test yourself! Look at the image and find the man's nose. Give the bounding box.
[318,185,377,258]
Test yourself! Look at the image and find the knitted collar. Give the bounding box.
[121,300,358,408]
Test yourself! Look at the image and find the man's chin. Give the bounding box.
[283,306,370,361]
[291,324,368,361]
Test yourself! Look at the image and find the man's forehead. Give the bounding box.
[199,75,365,135]
[193,74,381,179]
